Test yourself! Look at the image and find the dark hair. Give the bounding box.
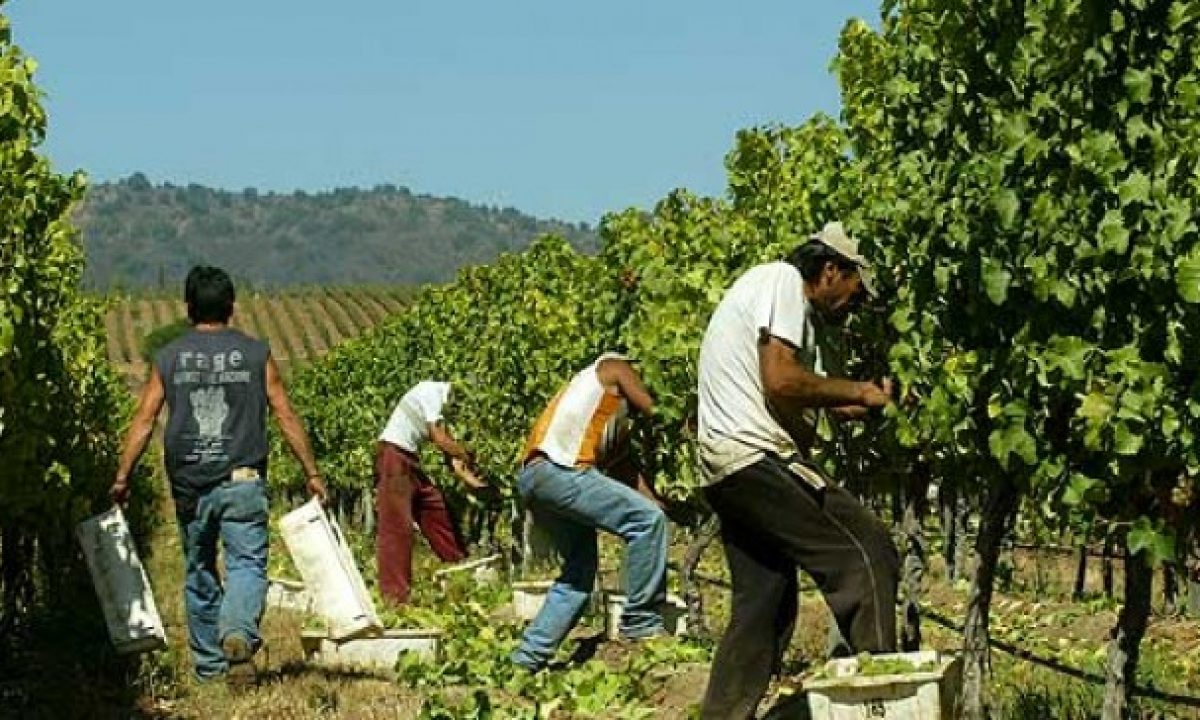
[184,266,235,324]
[786,241,858,282]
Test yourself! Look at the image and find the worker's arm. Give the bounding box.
[759,335,889,410]
[266,355,327,501]
[599,358,655,416]
[429,422,472,463]
[110,367,167,505]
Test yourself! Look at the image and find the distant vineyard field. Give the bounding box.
[103,286,410,380]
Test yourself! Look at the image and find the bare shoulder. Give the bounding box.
[596,355,632,384]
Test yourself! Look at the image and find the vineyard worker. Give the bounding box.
[110,265,327,686]
[511,354,669,672]
[696,222,900,719]
[376,380,488,605]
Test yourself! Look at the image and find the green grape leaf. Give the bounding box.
[982,259,1012,305]
[1097,210,1130,254]
[1176,248,1200,303]
[1117,170,1151,205]
[1127,517,1175,566]
[1123,68,1153,104]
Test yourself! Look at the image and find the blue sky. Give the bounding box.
[10,1,879,224]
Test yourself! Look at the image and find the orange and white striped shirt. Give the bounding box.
[523,353,630,469]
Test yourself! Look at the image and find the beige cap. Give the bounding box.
[809,221,877,298]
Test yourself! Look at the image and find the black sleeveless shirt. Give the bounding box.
[155,328,270,503]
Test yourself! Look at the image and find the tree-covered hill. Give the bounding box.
[76,173,598,290]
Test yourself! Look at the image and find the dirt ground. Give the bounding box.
[8,501,1200,719]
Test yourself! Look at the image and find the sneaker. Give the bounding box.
[221,634,257,690]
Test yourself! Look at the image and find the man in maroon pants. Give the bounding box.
[375,380,486,604]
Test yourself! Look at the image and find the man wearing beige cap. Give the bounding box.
[696,222,899,719]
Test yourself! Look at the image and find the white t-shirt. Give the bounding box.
[378,381,452,452]
[696,262,824,485]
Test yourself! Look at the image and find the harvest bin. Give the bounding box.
[603,592,688,640]
[280,498,382,640]
[512,580,554,621]
[301,628,442,672]
[804,651,961,720]
[76,506,168,654]
[513,579,603,621]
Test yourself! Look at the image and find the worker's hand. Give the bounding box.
[306,474,329,504]
[109,478,131,507]
[452,457,489,490]
[859,380,892,408]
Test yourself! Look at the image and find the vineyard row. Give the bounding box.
[100,287,409,372]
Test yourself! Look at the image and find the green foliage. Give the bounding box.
[385,567,709,719]
[840,0,1200,561]
[0,10,147,629]
[76,178,598,291]
[139,318,190,364]
[274,235,620,515]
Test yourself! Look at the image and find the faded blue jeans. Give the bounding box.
[175,478,270,679]
[511,460,667,670]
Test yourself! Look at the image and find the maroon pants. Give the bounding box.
[375,442,468,604]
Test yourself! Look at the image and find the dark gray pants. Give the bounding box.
[700,456,900,720]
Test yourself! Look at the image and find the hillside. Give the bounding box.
[76,174,598,290]
[105,287,408,382]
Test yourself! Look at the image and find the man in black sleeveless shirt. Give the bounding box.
[111,266,326,685]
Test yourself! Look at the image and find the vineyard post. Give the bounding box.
[1188,536,1200,618]
[899,463,930,651]
[1163,563,1179,617]
[953,493,974,583]
[360,491,375,536]
[1103,532,1117,599]
[1188,562,1200,619]
[508,501,525,579]
[939,485,960,581]
[680,514,719,638]
[1073,518,1093,600]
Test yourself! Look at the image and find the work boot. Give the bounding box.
[221,633,258,690]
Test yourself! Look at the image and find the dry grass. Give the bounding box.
[133,507,427,720]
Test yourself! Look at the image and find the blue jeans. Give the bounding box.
[511,461,667,670]
[176,478,270,679]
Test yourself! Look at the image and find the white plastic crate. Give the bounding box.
[433,553,503,591]
[265,576,315,613]
[603,592,688,640]
[75,506,168,655]
[512,579,554,621]
[280,498,381,640]
[300,628,441,672]
[512,578,605,622]
[805,651,962,720]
